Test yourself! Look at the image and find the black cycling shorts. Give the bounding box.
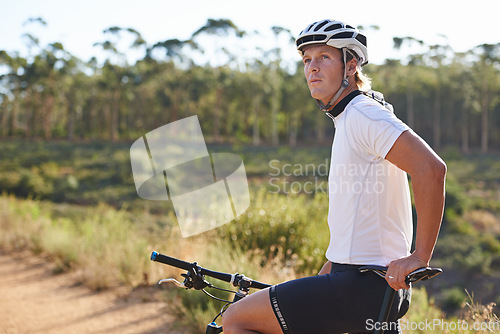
[269,262,411,334]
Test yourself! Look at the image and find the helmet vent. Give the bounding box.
[314,20,330,31]
[355,34,367,46]
[330,31,354,39]
[296,34,327,47]
[325,23,343,32]
[305,23,315,33]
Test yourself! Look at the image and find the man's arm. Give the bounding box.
[384,129,447,290]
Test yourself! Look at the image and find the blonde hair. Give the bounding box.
[355,69,372,91]
[345,51,372,91]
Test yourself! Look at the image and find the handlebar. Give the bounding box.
[359,265,442,285]
[151,253,442,334]
[150,251,271,290]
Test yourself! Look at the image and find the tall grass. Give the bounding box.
[1,141,499,331]
[0,195,157,289]
[2,193,498,333]
[402,288,499,333]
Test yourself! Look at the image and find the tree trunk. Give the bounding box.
[8,92,19,137]
[433,88,441,150]
[289,110,298,147]
[0,98,8,137]
[316,116,326,143]
[43,94,54,140]
[252,95,261,146]
[461,105,469,153]
[481,86,489,154]
[67,100,75,141]
[213,87,222,141]
[270,62,281,147]
[406,85,415,129]
[111,89,120,141]
[27,89,40,140]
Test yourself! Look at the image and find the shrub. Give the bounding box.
[442,287,468,311]
[218,188,330,275]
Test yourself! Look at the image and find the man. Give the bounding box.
[223,19,446,334]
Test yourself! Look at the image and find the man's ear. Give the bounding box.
[346,59,358,76]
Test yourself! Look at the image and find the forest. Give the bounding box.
[1,17,500,332]
[1,18,499,153]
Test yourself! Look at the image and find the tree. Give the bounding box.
[1,17,500,151]
[268,26,294,146]
[428,42,452,150]
[392,36,425,129]
[93,26,147,140]
[150,38,196,66]
[0,51,27,137]
[191,19,245,140]
[471,43,500,153]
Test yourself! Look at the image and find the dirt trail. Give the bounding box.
[0,252,180,334]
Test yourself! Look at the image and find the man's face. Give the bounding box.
[302,45,344,104]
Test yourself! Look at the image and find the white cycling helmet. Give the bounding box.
[296,19,369,111]
[296,19,368,66]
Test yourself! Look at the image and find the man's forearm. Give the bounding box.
[411,162,447,265]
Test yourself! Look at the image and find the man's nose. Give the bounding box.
[308,59,319,73]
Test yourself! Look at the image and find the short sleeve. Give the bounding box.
[345,99,409,160]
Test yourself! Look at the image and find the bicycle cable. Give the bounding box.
[211,303,232,323]
[202,288,235,304]
[210,284,238,295]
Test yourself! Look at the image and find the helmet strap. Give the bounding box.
[316,48,350,112]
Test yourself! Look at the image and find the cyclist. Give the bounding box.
[222,19,447,334]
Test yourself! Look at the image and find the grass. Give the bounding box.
[0,140,499,331]
[402,288,500,333]
[0,196,154,289]
[1,193,497,333]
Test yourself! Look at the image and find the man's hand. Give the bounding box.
[385,253,428,290]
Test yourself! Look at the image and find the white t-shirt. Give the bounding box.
[326,94,412,266]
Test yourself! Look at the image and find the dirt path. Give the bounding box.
[0,252,180,334]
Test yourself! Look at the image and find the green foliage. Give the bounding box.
[1,18,500,152]
[219,189,329,275]
[435,233,497,276]
[0,141,499,330]
[403,287,444,332]
[443,178,468,219]
[0,140,137,206]
[442,287,468,311]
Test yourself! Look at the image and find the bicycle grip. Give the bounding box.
[151,251,270,289]
[150,251,194,271]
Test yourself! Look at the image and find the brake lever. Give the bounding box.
[158,278,186,288]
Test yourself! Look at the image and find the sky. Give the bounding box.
[1,0,500,66]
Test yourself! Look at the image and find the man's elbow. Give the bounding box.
[429,158,447,183]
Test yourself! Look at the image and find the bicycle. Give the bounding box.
[150,251,442,334]
[150,251,271,333]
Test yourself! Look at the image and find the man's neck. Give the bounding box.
[326,89,362,118]
[327,83,358,111]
